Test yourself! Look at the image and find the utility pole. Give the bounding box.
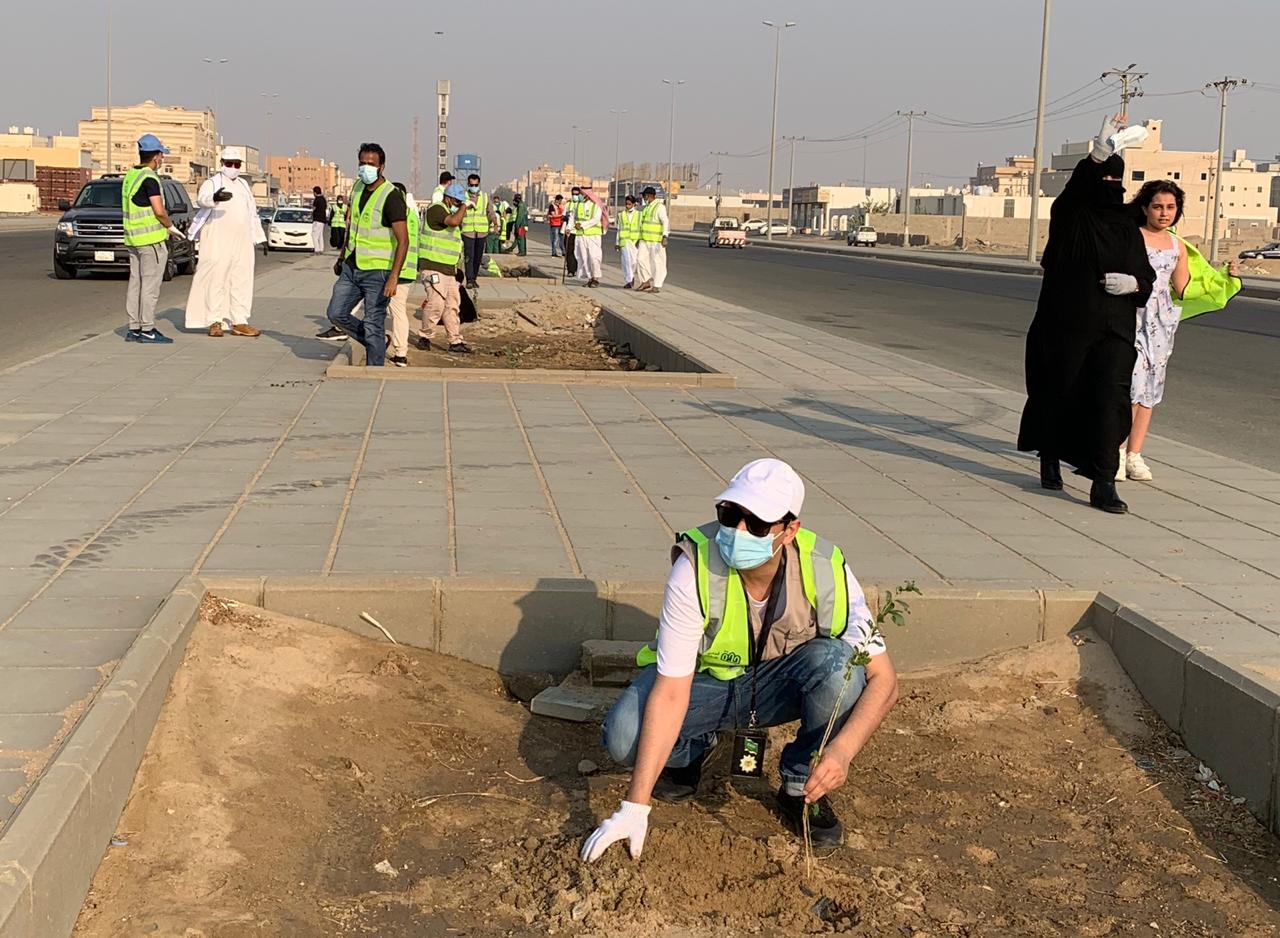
[898,110,925,247]
[785,135,805,235]
[662,79,684,207]
[710,150,726,216]
[860,135,868,189]
[1100,64,1148,114]
[410,115,421,197]
[105,0,112,175]
[1027,0,1051,263]
[1205,76,1248,264]
[762,20,796,241]
[610,107,628,212]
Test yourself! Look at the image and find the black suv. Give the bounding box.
[53,175,198,280]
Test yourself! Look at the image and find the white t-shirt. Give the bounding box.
[655,553,886,678]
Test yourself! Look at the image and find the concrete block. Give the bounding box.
[1108,605,1192,734]
[607,582,663,642]
[1089,592,1123,644]
[0,862,34,938]
[1040,590,1098,640]
[439,578,607,674]
[581,640,647,687]
[531,678,623,723]
[198,576,265,606]
[1180,650,1280,825]
[881,589,1041,672]
[260,575,439,650]
[0,765,95,938]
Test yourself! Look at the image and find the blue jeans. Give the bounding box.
[550,227,563,256]
[602,637,866,788]
[325,262,391,367]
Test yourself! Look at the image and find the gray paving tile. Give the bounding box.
[0,629,138,667]
[0,712,65,750]
[0,667,103,714]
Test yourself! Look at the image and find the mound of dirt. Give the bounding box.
[73,603,1280,938]
[476,291,602,335]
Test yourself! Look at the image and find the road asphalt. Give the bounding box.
[664,240,1278,468]
[0,229,306,371]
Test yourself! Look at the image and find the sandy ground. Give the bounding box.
[73,601,1280,938]
[407,291,636,372]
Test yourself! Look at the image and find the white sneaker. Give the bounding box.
[1116,447,1127,481]
[1126,452,1153,481]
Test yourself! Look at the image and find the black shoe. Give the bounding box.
[776,787,844,847]
[316,326,345,340]
[465,281,478,290]
[1090,479,1129,514]
[447,342,472,355]
[389,355,409,368]
[653,751,711,804]
[126,328,173,344]
[1039,456,1063,491]
[415,335,432,352]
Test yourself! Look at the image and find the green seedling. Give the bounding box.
[803,581,920,880]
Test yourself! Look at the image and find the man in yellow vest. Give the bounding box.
[582,458,899,862]
[614,194,641,289]
[416,182,471,354]
[323,142,410,367]
[384,182,420,367]
[122,133,183,343]
[460,172,494,290]
[635,185,670,293]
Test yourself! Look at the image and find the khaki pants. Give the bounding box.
[386,280,413,356]
[125,242,168,331]
[420,275,462,345]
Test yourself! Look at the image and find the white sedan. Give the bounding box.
[267,208,315,251]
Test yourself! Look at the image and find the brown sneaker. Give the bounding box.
[230,324,261,337]
[208,322,224,337]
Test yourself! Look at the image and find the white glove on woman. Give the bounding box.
[1101,273,1139,295]
[1090,115,1123,162]
[580,801,650,863]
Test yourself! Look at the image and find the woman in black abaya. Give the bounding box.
[1018,115,1155,514]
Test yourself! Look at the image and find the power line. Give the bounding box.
[1100,64,1148,112]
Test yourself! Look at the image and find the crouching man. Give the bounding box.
[582,458,899,863]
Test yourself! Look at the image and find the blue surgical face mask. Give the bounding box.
[573,194,583,202]
[357,164,379,185]
[468,184,480,193]
[714,524,779,571]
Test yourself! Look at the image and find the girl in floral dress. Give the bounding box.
[1119,181,1239,481]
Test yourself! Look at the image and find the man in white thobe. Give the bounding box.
[185,147,264,337]
[636,186,670,294]
[573,188,605,287]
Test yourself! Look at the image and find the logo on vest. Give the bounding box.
[717,650,743,665]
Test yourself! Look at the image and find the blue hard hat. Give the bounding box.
[136,133,170,154]
[443,182,467,202]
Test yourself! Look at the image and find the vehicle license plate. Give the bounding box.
[94,250,115,261]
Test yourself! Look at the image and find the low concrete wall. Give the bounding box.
[597,307,716,375]
[870,213,1050,252]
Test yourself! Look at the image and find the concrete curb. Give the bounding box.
[668,231,1280,300]
[0,578,204,938]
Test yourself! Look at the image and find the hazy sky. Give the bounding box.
[10,0,1279,193]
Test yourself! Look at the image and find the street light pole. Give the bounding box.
[786,135,804,235]
[105,0,112,175]
[202,57,229,138]
[1027,0,1051,263]
[260,92,278,204]
[662,79,685,208]
[762,20,796,241]
[610,107,628,212]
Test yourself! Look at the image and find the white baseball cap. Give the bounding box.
[220,146,245,162]
[715,458,805,523]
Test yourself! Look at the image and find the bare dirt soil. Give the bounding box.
[73,601,1280,938]
[406,291,644,372]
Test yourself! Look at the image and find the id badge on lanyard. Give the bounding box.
[731,552,786,780]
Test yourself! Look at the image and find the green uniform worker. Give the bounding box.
[512,195,529,256]
[583,458,900,862]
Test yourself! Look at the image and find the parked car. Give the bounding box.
[707,216,747,249]
[1238,241,1280,260]
[847,225,877,247]
[52,175,198,281]
[741,218,767,234]
[266,207,315,251]
[764,222,796,236]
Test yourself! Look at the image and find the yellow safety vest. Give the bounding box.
[639,200,664,242]
[574,199,602,237]
[121,167,167,247]
[419,205,463,268]
[400,205,420,282]
[617,208,641,244]
[462,191,489,234]
[344,180,397,271]
[636,523,850,681]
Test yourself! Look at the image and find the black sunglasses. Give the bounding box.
[222,160,242,168]
[716,502,778,538]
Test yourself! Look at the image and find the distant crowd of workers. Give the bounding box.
[118,134,667,367]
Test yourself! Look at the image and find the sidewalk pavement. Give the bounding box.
[2,239,1278,833]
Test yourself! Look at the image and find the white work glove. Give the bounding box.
[1101,272,1139,295]
[580,801,650,863]
[167,227,186,241]
[1090,115,1123,162]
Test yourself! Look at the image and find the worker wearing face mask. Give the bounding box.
[571,186,605,287]
[583,458,899,863]
[460,172,495,290]
[635,186,670,293]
